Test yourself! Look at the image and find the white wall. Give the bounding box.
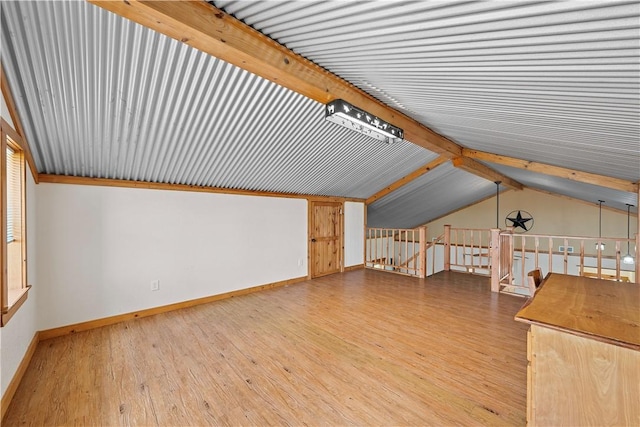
[36,183,308,330]
[1,172,38,397]
[344,202,364,267]
[3,174,365,396]
[424,188,638,242]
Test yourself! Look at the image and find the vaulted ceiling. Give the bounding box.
[1,0,638,228]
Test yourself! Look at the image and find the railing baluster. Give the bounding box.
[521,235,526,287]
[404,230,407,274]
[376,231,381,268]
[374,228,378,266]
[367,228,371,266]
[461,229,466,269]
[414,230,417,275]
[479,230,483,268]
[365,227,637,284]
[470,230,475,270]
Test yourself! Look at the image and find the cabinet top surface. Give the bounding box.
[515,273,640,349]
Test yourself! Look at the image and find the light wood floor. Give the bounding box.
[4,270,529,426]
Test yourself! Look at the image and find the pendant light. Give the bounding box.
[596,200,605,250]
[623,204,634,265]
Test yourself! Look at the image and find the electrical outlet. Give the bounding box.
[298,258,303,267]
[151,280,160,291]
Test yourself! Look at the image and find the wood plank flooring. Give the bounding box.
[3,270,529,426]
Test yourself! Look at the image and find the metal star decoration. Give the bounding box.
[506,210,534,232]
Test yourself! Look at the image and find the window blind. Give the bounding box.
[6,146,21,243]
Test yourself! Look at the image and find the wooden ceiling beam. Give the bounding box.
[38,174,366,203]
[88,0,465,158]
[365,156,448,205]
[89,1,563,193]
[463,149,638,193]
[452,157,524,190]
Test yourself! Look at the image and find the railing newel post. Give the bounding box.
[444,225,451,271]
[418,226,426,279]
[490,228,501,293]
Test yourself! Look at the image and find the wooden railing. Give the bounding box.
[426,233,445,277]
[365,227,426,277]
[366,226,490,279]
[365,224,639,293]
[493,230,512,292]
[444,225,493,275]
[493,230,639,295]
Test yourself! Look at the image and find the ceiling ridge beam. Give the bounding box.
[366,156,448,205]
[452,157,524,190]
[88,0,464,157]
[463,149,638,193]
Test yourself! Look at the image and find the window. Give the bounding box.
[1,121,29,326]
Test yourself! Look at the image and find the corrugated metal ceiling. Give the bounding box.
[367,162,498,229]
[0,0,436,198]
[1,0,638,228]
[487,163,638,213]
[213,0,639,224]
[216,0,640,183]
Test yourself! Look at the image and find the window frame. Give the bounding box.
[1,119,30,326]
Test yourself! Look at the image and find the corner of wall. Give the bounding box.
[1,151,39,403]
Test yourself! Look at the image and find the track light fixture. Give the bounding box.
[325,99,404,144]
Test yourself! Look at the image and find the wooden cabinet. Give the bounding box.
[516,274,640,426]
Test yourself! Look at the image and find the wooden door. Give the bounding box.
[310,201,342,278]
